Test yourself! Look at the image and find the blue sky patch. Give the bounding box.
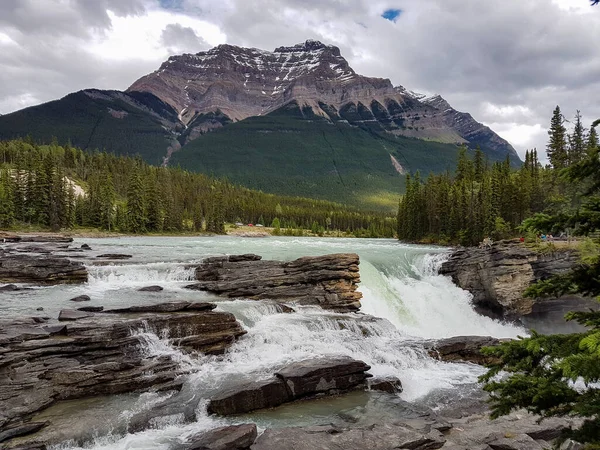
[382,9,403,22]
[159,0,183,11]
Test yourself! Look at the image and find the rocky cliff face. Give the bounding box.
[439,241,599,332]
[128,40,519,161]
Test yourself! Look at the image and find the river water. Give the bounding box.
[2,236,525,449]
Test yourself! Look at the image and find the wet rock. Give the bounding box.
[80,244,92,250]
[0,254,88,285]
[0,284,21,292]
[17,236,73,243]
[367,376,403,393]
[104,302,216,314]
[426,336,503,365]
[208,357,371,416]
[207,379,291,415]
[175,424,257,450]
[0,422,47,443]
[0,308,246,447]
[138,285,164,292]
[77,306,104,313]
[96,253,132,259]
[58,309,94,321]
[274,356,371,398]
[251,423,445,450]
[186,253,362,311]
[36,307,43,311]
[69,295,91,302]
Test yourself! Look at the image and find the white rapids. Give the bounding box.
[0,236,524,449]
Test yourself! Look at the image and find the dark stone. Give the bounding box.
[36,307,44,311]
[274,356,371,398]
[77,306,104,313]
[58,309,94,321]
[187,253,362,311]
[105,302,216,313]
[367,376,403,393]
[0,284,20,291]
[426,336,502,365]
[96,254,133,259]
[69,295,91,302]
[80,244,92,250]
[138,285,164,292]
[174,423,257,450]
[207,378,291,415]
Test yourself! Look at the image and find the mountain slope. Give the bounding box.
[169,101,468,210]
[0,90,181,165]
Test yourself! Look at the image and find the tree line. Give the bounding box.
[0,139,396,237]
[397,106,599,246]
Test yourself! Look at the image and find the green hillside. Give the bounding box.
[169,102,466,211]
[0,90,177,165]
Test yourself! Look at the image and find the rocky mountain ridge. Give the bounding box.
[128,40,519,161]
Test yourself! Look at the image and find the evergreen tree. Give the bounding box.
[0,169,15,227]
[481,125,600,448]
[569,110,586,165]
[126,167,146,233]
[547,106,569,169]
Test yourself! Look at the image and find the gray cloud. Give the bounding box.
[161,23,209,54]
[0,0,599,161]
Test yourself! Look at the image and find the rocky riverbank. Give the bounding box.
[439,240,599,332]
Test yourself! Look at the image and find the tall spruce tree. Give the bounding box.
[547,105,569,169]
[126,167,147,233]
[569,110,586,165]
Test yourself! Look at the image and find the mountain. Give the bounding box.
[0,40,520,210]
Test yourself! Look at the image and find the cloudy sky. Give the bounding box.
[1,0,599,161]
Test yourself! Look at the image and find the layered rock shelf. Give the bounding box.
[186,253,362,311]
[439,241,599,327]
[0,254,88,284]
[0,302,245,446]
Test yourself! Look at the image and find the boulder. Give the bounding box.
[207,378,291,415]
[138,285,164,292]
[69,295,91,302]
[367,376,403,393]
[80,244,92,250]
[0,284,21,292]
[274,356,371,398]
[186,253,362,311]
[207,357,371,416]
[0,254,88,284]
[174,424,257,450]
[426,336,502,365]
[0,305,246,446]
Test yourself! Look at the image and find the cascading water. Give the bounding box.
[2,236,524,449]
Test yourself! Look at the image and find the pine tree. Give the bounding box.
[569,110,586,165]
[126,167,146,233]
[547,106,569,169]
[0,169,15,228]
[481,127,600,447]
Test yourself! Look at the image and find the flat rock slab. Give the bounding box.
[187,253,362,311]
[175,424,257,450]
[104,302,216,314]
[58,309,94,321]
[0,254,88,284]
[96,253,133,259]
[208,356,371,416]
[251,424,445,450]
[69,295,91,302]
